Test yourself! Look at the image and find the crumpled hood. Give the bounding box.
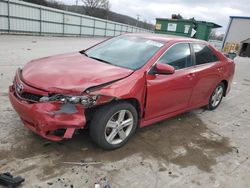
[22,52,133,93]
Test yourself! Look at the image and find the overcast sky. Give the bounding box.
[60,0,250,34]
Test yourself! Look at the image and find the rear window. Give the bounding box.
[193,43,219,65]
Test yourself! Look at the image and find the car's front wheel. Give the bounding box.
[207,82,225,110]
[90,101,138,150]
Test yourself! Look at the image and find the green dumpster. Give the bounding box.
[155,18,221,41]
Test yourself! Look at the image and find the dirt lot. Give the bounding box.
[0,35,250,188]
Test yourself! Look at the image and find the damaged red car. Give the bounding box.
[9,34,235,149]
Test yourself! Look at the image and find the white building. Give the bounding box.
[223,16,250,57]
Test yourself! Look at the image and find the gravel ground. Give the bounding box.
[0,35,250,188]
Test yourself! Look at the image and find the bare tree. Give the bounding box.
[209,30,217,40]
[209,30,224,41]
[171,13,183,19]
[82,0,110,18]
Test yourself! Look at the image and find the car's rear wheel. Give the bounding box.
[89,102,138,150]
[207,82,225,110]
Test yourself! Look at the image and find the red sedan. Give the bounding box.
[9,34,235,149]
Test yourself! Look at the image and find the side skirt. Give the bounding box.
[139,102,207,128]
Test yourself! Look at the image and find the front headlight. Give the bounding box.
[39,94,98,107]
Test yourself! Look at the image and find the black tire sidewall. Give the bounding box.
[207,82,225,110]
[89,101,138,150]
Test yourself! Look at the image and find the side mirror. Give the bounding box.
[224,52,237,60]
[154,63,175,75]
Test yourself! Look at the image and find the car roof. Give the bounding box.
[125,33,206,44]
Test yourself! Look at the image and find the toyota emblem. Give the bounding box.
[16,83,24,93]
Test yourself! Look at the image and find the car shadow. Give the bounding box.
[0,111,233,179]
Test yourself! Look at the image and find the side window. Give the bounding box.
[158,43,192,70]
[193,43,219,65]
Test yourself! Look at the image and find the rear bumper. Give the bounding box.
[9,86,86,141]
[225,63,235,96]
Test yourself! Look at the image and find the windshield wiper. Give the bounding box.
[80,51,113,65]
[89,56,113,65]
[79,50,89,57]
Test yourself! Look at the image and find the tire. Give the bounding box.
[207,82,225,110]
[89,101,138,150]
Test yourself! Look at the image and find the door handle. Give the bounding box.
[187,73,196,80]
[217,67,223,72]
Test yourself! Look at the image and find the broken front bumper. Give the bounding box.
[9,86,86,141]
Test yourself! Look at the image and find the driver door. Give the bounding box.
[144,43,197,120]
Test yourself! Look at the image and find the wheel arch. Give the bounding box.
[121,98,142,119]
[85,97,142,125]
[221,80,228,96]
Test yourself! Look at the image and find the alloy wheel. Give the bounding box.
[105,110,134,145]
[211,85,224,107]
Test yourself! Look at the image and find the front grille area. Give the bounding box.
[13,70,46,102]
[19,92,43,102]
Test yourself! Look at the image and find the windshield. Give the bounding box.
[85,35,164,70]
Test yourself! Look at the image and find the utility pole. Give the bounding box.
[75,0,78,13]
[136,14,140,27]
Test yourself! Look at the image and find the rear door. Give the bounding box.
[189,43,223,107]
[145,43,197,120]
